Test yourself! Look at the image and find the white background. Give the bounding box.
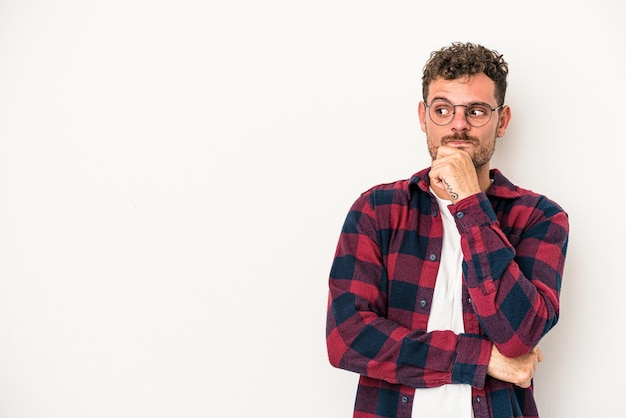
[0,1,624,417]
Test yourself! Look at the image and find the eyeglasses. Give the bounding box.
[424,99,503,127]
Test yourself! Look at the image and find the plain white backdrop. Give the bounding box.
[0,1,624,417]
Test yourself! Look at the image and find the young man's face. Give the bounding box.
[418,73,511,168]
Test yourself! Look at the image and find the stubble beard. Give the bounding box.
[427,132,496,169]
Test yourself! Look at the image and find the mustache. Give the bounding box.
[442,133,479,144]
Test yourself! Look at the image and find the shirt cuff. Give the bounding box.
[450,193,497,232]
[451,333,492,389]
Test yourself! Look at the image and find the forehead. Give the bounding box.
[427,73,497,104]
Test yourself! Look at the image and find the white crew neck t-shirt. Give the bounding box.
[412,190,473,418]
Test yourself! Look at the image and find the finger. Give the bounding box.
[536,347,544,363]
[428,175,445,191]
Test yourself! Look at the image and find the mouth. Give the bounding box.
[443,140,474,148]
[442,135,478,147]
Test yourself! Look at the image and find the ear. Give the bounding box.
[496,105,512,137]
[418,101,427,133]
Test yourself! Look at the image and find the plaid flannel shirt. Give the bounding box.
[326,167,569,418]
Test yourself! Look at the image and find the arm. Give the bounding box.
[326,193,492,389]
[453,192,569,357]
[487,345,543,388]
[430,146,569,358]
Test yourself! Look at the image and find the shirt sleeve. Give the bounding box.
[326,192,492,389]
[451,192,569,358]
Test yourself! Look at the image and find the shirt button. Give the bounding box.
[467,297,471,304]
[475,396,481,403]
[456,211,465,219]
[401,395,409,404]
[419,299,428,308]
[432,210,438,217]
[428,253,437,261]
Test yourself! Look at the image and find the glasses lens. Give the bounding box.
[428,101,454,126]
[466,103,492,127]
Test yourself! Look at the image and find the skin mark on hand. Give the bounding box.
[442,179,459,200]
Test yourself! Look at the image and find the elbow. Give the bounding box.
[326,331,346,368]
[328,350,342,369]
[327,344,343,369]
[495,336,540,358]
[497,344,530,359]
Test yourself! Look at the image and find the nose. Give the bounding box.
[450,106,471,131]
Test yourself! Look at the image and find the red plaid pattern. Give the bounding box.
[326,168,569,418]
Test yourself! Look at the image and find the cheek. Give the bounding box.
[494,123,503,138]
[424,122,447,139]
[496,113,509,137]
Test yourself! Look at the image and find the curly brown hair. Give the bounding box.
[422,42,508,106]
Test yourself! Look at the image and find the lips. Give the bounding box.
[442,134,478,146]
[446,140,472,145]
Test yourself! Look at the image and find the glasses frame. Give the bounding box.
[424,99,504,128]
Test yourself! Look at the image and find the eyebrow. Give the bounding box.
[429,97,493,106]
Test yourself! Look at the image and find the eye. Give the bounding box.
[467,104,490,119]
[433,103,453,117]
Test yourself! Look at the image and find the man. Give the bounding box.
[325,42,569,418]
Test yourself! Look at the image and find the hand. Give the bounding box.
[486,345,543,388]
[429,145,481,204]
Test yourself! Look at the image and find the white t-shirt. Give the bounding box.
[413,190,473,417]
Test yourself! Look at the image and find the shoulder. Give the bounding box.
[358,168,431,206]
[490,169,569,229]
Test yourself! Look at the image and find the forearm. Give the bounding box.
[487,344,543,388]
[326,292,492,388]
[451,193,569,357]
